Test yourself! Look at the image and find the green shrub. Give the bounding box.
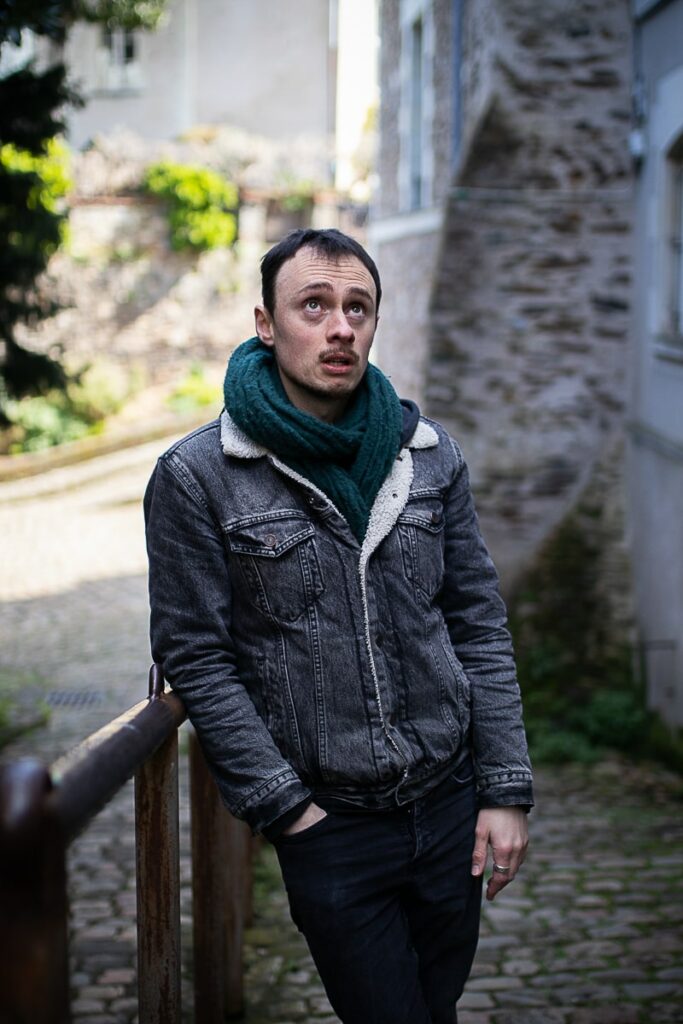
[144,161,238,251]
[3,393,91,452]
[68,361,131,421]
[166,364,222,414]
[527,725,602,765]
[574,689,648,749]
[510,514,649,765]
[2,361,132,452]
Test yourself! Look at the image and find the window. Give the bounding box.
[95,25,142,92]
[399,0,433,211]
[409,17,424,209]
[667,137,683,342]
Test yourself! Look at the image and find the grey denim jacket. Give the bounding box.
[144,411,533,835]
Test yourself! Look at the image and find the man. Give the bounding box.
[145,228,533,1024]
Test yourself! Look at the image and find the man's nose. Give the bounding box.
[327,307,355,341]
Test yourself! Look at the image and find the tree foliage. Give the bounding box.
[0,0,167,405]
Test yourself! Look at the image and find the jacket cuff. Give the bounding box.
[261,797,313,842]
[476,772,534,810]
[233,769,313,836]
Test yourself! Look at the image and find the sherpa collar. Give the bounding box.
[220,409,438,459]
[219,409,439,560]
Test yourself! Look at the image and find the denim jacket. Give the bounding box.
[144,410,533,835]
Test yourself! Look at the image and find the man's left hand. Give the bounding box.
[471,807,528,901]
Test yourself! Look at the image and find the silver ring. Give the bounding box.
[493,863,511,874]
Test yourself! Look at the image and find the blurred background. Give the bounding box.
[1,4,683,1023]
[1,0,682,773]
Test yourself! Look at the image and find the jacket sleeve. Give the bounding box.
[144,453,312,835]
[439,435,534,809]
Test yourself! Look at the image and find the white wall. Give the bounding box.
[65,0,335,149]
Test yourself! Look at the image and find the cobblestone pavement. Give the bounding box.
[2,446,683,1024]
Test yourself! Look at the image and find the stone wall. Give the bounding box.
[15,193,357,393]
[425,0,634,603]
[14,200,258,388]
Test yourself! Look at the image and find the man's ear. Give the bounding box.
[255,305,274,347]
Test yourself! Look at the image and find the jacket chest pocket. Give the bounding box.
[225,515,325,623]
[397,499,445,601]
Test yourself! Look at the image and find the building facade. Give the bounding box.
[373,0,683,726]
[62,0,338,149]
[629,0,683,724]
[372,0,634,583]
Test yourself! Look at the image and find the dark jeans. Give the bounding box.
[275,772,482,1024]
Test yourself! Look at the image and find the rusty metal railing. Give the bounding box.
[0,664,253,1024]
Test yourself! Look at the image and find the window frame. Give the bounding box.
[655,132,683,362]
[94,24,143,94]
[398,0,434,212]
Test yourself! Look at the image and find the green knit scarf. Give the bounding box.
[223,337,403,542]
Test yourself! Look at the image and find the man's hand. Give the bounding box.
[282,801,328,836]
[471,807,528,901]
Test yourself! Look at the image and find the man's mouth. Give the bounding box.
[321,352,357,367]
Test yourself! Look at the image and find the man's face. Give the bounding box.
[254,246,378,422]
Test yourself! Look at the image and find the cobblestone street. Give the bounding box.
[2,444,683,1024]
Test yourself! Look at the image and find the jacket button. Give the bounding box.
[431,511,441,524]
[264,533,278,549]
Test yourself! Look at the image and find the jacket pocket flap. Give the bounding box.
[398,503,444,533]
[226,516,315,558]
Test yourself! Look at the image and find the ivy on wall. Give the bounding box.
[144,162,238,252]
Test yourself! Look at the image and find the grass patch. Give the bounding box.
[0,670,50,750]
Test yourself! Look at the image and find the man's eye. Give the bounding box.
[348,303,365,316]
[305,298,321,311]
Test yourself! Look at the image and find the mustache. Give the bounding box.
[319,350,358,364]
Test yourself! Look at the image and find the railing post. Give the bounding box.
[135,726,182,1024]
[0,759,70,1024]
[224,806,253,1017]
[189,729,251,1021]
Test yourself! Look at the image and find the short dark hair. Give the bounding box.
[260,228,382,316]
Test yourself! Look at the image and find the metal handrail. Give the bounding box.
[50,667,186,841]
[0,664,252,1024]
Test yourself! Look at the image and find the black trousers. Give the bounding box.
[275,773,482,1024]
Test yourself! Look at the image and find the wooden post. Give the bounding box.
[135,731,182,1024]
[189,730,251,1021]
[223,811,252,1017]
[0,759,70,1024]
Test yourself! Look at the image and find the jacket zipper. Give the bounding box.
[358,559,407,767]
[268,453,408,767]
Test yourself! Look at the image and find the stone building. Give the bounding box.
[371,1,640,701]
[372,0,633,579]
[629,0,683,725]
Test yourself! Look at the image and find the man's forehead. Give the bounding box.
[276,246,376,295]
